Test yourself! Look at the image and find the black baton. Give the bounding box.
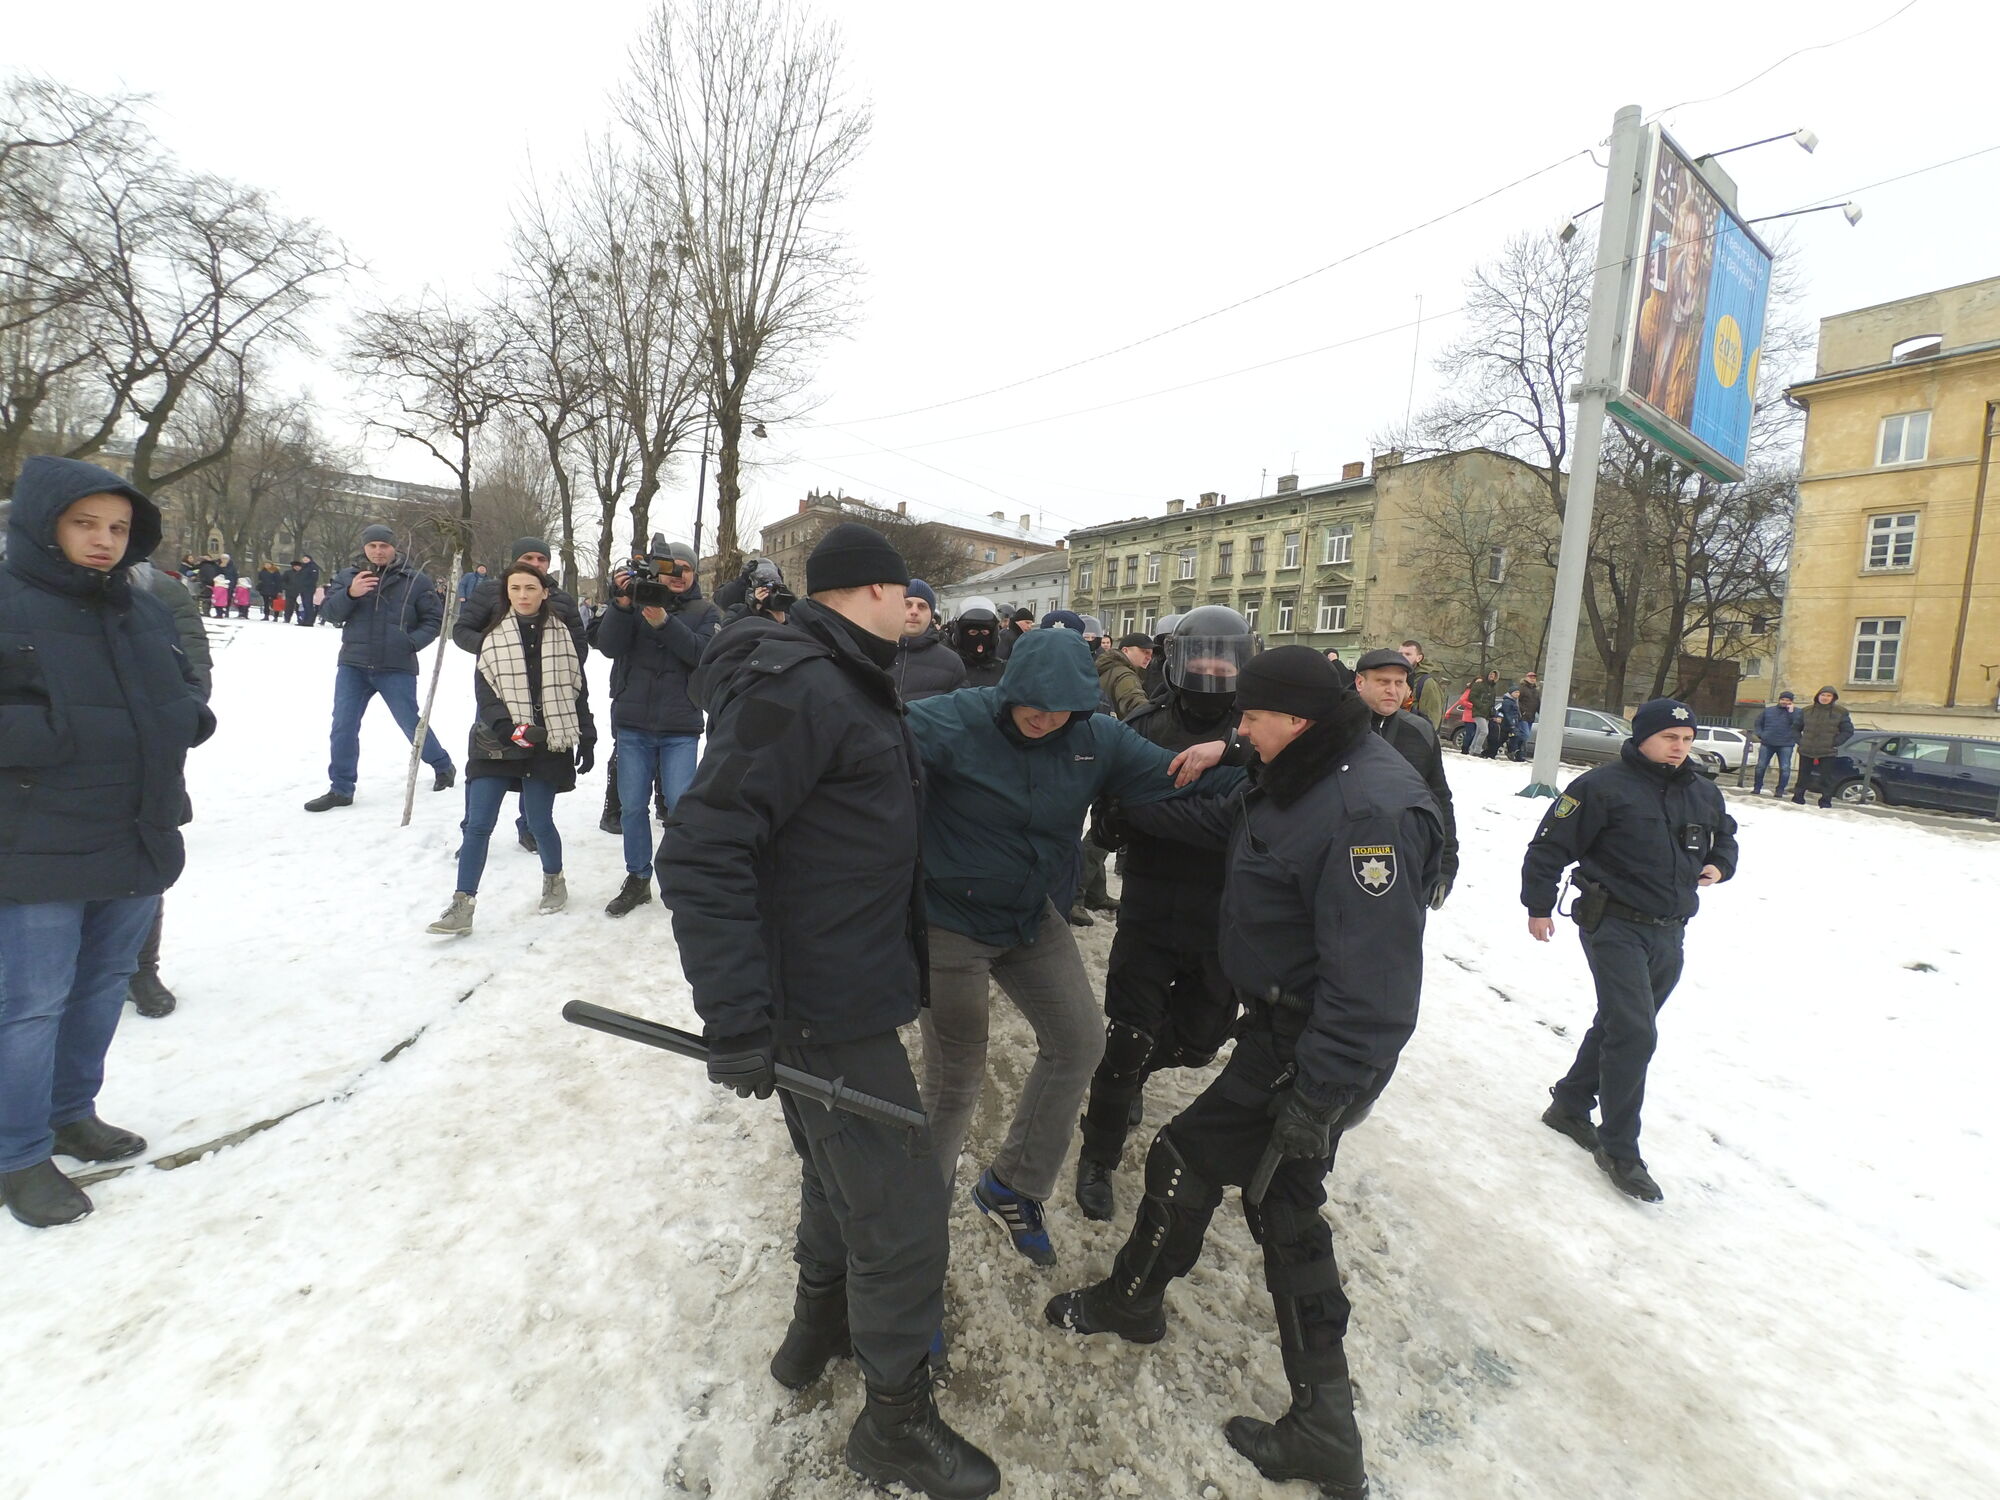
[1245,1141,1283,1205]
[562,1000,931,1139]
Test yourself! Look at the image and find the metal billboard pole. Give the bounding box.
[1522,104,1649,797]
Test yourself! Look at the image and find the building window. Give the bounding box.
[1878,411,1930,465]
[1125,554,1139,585]
[1851,617,1903,683]
[1145,553,1161,585]
[1241,598,1260,633]
[1215,540,1234,576]
[1141,612,1155,634]
[1119,609,1136,636]
[1177,548,1196,580]
[1864,512,1918,571]
[1246,536,1265,574]
[1316,591,1348,632]
[1751,614,1770,634]
[1025,599,1036,617]
[1743,656,1763,677]
[1276,597,1295,632]
[1482,606,1499,647]
[1281,531,1301,568]
[1488,545,1507,583]
[1322,524,1353,565]
[984,548,997,564]
[1078,562,1094,591]
[1104,557,1118,589]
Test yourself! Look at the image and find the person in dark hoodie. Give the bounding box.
[654,523,1000,1500]
[1350,647,1459,906]
[0,457,214,1228]
[893,578,966,702]
[1046,648,1441,1500]
[904,627,1242,1267]
[291,554,321,626]
[597,539,719,918]
[947,596,1005,688]
[303,524,453,810]
[1793,686,1854,809]
[1523,698,1738,1204]
[994,605,1034,662]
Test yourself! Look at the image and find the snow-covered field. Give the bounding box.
[5,620,1996,1500]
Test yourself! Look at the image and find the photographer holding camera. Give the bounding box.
[597,536,720,917]
[718,558,795,629]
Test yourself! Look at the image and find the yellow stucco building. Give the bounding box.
[1782,276,2000,732]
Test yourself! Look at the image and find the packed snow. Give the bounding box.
[4,619,1996,1500]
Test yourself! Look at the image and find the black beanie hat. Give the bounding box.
[1236,645,1344,720]
[359,523,395,546]
[511,536,552,561]
[806,522,908,593]
[1630,697,1695,745]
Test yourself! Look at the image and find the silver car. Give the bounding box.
[1560,707,1724,777]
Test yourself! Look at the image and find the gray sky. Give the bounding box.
[13,0,1996,547]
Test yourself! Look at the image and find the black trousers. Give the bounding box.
[1081,924,1236,1166]
[1109,1026,1354,1385]
[1555,918,1685,1160]
[778,1031,950,1389]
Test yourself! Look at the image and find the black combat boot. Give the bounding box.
[845,1363,1000,1499]
[769,1276,851,1390]
[0,1159,93,1227]
[51,1115,147,1163]
[600,753,623,833]
[1044,1278,1166,1344]
[604,875,653,917]
[129,907,176,1018]
[1225,1377,1370,1498]
[1074,1157,1115,1222]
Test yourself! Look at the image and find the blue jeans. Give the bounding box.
[456,776,561,895]
[0,896,158,1172]
[327,664,451,795]
[616,728,700,876]
[1754,743,1794,795]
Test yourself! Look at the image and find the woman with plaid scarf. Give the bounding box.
[428,564,596,936]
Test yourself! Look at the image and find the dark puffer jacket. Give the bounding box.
[594,585,720,736]
[320,554,444,673]
[0,457,214,903]
[1797,688,1855,758]
[453,574,588,662]
[893,627,967,702]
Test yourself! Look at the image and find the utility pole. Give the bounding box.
[1523,104,1648,797]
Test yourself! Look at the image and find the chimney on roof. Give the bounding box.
[897,500,908,516]
[1372,451,1403,470]
[1019,514,1030,530]
[990,510,1005,522]
[1197,491,1219,509]
[1167,498,1185,515]
[1276,474,1299,494]
[1341,462,1364,481]
[798,497,810,513]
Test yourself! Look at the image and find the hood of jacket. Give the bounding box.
[5,455,162,600]
[1814,685,1840,703]
[690,596,896,719]
[994,627,1102,714]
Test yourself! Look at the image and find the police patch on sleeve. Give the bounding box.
[1553,794,1580,819]
[1350,845,1397,896]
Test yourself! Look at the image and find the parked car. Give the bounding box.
[1824,732,2000,818]
[1559,707,1726,777]
[1693,723,1750,770]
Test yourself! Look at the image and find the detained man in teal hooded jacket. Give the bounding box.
[904,626,1241,1265]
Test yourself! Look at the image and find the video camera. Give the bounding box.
[744,559,795,618]
[626,553,694,610]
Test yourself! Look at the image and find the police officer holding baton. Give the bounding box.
[1523,697,1739,1204]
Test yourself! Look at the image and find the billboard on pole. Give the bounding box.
[1610,127,1773,482]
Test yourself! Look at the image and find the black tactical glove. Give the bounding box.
[1265,1085,1355,1164]
[707,1030,776,1100]
[574,738,596,777]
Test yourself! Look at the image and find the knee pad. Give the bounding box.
[1143,1128,1222,1212]
[1099,1020,1156,1083]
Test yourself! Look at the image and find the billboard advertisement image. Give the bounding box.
[1611,128,1773,481]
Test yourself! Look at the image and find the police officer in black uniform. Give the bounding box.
[1522,696,1738,1204]
[1350,646,1459,906]
[1075,606,1257,1221]
[1047,647,1441,1500]
[656,523,999,1499]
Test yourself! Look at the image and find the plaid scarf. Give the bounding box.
[478,612,582,752]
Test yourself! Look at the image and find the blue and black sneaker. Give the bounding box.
[972,1168,1055,1266]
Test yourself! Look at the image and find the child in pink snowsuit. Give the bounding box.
[209,579,230,618]
[232,579,253,618]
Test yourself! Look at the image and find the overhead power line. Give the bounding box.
[1650,0,1922,119]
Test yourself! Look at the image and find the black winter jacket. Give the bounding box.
[1521,740,1739,921]
[0,457,214,903]
[657,599,926,1046]
[133,561,212,702]
[1111,694,1238,944]
[465,613,596,792]
[1370,709,1459,891]
[320,555,443,673]
[452,575,588,662]
[1124,717,1442,1105]
[893,627,968,702]
[1797,688,1855,758]
[595,587,720,736]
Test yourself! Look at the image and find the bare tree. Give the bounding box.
[620,0,870,583]
[1395,453,1556,678]
[347,294,515,552]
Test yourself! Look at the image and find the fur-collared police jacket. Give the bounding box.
[1123,710,1443,1106]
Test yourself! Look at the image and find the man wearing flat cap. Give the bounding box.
[1523,697,1738,1204]
[1046,646,1442,1500]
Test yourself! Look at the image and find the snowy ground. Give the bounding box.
[4,619,1997,1500]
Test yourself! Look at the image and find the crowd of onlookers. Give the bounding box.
[174,552,325,624]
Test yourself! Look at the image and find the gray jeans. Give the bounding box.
[919,902,1106,1202]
